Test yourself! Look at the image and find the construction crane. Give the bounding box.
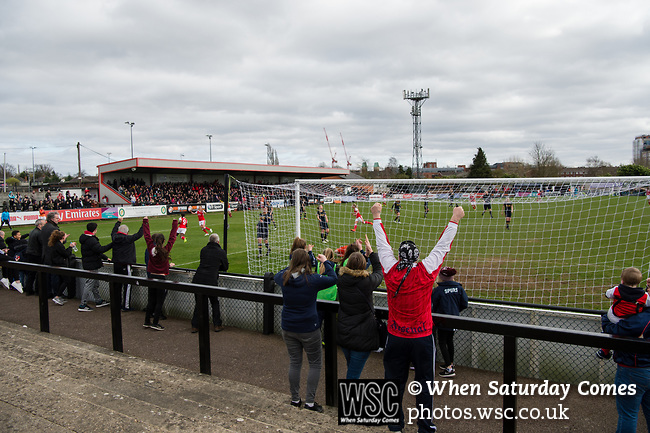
[323,128,337,167]
[340,133,352,169]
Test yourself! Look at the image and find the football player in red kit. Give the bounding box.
[193,208,213,236]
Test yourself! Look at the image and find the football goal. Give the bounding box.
[237,177,650,310]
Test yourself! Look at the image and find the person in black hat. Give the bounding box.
[432,266,468,378]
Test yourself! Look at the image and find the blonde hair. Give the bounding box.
[319,248,335,274]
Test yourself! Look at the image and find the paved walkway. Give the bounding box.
[0,286,640,432]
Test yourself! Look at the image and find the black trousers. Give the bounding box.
[144,274,167,325]
[23,254,40,295]
[113,263,132,309]
[436,328,455,367]
[191,293,222,328]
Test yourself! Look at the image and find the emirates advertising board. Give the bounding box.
[3,205,168,226]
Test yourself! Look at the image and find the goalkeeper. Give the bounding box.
[371,202,464,433]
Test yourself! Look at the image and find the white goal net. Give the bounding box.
[238,177,650,309]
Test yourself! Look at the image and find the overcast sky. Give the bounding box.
[1,0,649,178]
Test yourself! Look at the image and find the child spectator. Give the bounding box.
[143,216,178,331]
[431,266,468,378]
[597,267,650,360]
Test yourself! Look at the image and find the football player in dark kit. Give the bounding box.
[316,205,329,243]
[257,207,272,257]
[391,200,401,223]
[503,197,514,229]
[482,194,493,218]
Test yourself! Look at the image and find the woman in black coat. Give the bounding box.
[45,230,76,306]
[336,235,383,379]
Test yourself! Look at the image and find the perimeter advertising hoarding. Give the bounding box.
[1,209,105,226]
[0,208,103,225]
[56,208,103,222]
[166,204,205,214]
[118,206,168,218]
[206,202,224,212]
[2,206,170,226]
[2,211,40,226]
[269,199,285,208]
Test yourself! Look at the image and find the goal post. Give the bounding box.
[237,176,650,310]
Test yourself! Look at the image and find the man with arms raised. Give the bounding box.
[371,202,464,433]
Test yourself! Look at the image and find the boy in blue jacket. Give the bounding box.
[432,266,468,378]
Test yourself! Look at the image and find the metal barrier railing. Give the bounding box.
[3,259,650,433]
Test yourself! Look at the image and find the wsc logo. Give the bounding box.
[338,379,399,425]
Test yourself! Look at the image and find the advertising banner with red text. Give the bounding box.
[57,208,103,223]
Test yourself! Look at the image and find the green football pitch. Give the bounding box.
[44,195,650,310]
[41,212,249,274]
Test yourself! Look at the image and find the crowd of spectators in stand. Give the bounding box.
[3,190,96,212]
[111,179,242,206]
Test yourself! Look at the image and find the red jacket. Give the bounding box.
[143,219,178,275]
[373,217,459,338]
[607,284,650,319]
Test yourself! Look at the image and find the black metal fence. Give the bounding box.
[3,259,650,433]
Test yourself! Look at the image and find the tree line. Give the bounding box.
[354,141,649,179]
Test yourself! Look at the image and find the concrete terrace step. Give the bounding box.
[0,321,371,433]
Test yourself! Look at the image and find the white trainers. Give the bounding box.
[11,281,23,293]
[0,278,9,289]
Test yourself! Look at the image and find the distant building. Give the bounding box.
[491,162,526,172]
[421,161,465,178]
[634,135,650,166]
[559,167,588,177]
[559,166,617,177]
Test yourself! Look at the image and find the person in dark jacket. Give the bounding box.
[143,217,178,331]
[111,217,144,311]
[431,266,469,378]
[336,235,383,379]
[41,211,63,298]
[6,230,28,292]
[190,233,229,333]
[0,230,9,289]
[78,222,112,312]
[44,230,76,306]
[275,248,337,413]
[602,304,650,432]
[40,211,62,260]
[22,219,45,296]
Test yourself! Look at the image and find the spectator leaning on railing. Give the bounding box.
[111,217,144,312]
[602,303,650,432]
